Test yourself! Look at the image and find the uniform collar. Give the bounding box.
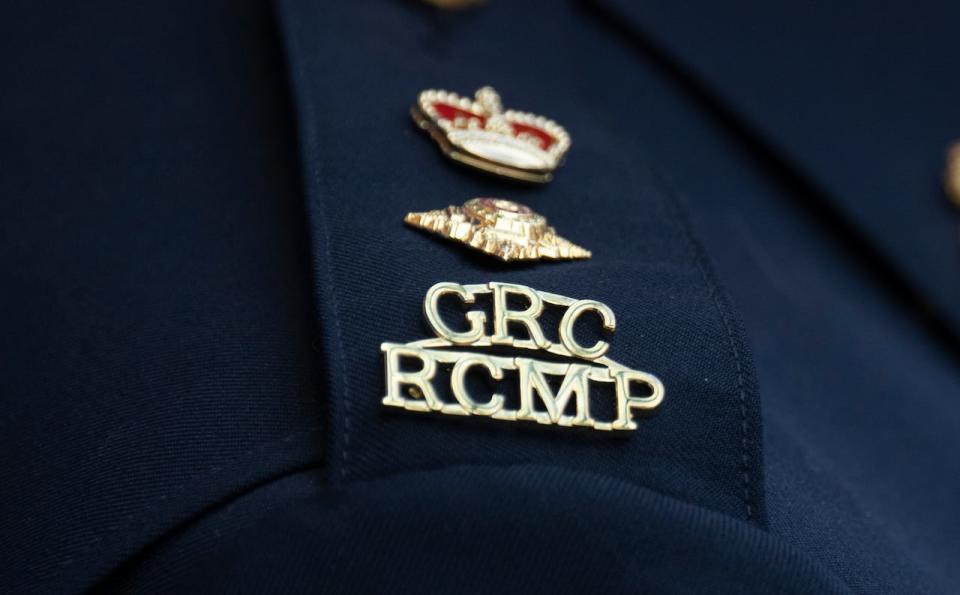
[590,0,960,340]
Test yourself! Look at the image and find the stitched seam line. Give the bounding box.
[285,7,351,482]
[580,50,758,519]
[656,172,755,522]
[704,271,753,521]
[309,170,351,481]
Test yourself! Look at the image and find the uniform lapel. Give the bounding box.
[275,0,766,523]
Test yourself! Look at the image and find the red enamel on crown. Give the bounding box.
[413,86,571,183]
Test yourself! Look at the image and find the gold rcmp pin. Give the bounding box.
[412,86,570,183]
[405,198,590,262]
[382,282,664,431]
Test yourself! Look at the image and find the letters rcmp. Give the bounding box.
[382,282,665,432]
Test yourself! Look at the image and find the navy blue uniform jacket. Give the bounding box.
[2,0,959,593]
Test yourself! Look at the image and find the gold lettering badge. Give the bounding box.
[382,282,664,431]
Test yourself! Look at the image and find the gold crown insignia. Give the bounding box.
[413,86,571,183]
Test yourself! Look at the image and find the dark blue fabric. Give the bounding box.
[0,1,323,592]
[102,466,847,594]
[1,0,958,593]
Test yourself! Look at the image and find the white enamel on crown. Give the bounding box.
[453,131,554,170]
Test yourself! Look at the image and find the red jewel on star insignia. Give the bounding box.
[412,86,571,183]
